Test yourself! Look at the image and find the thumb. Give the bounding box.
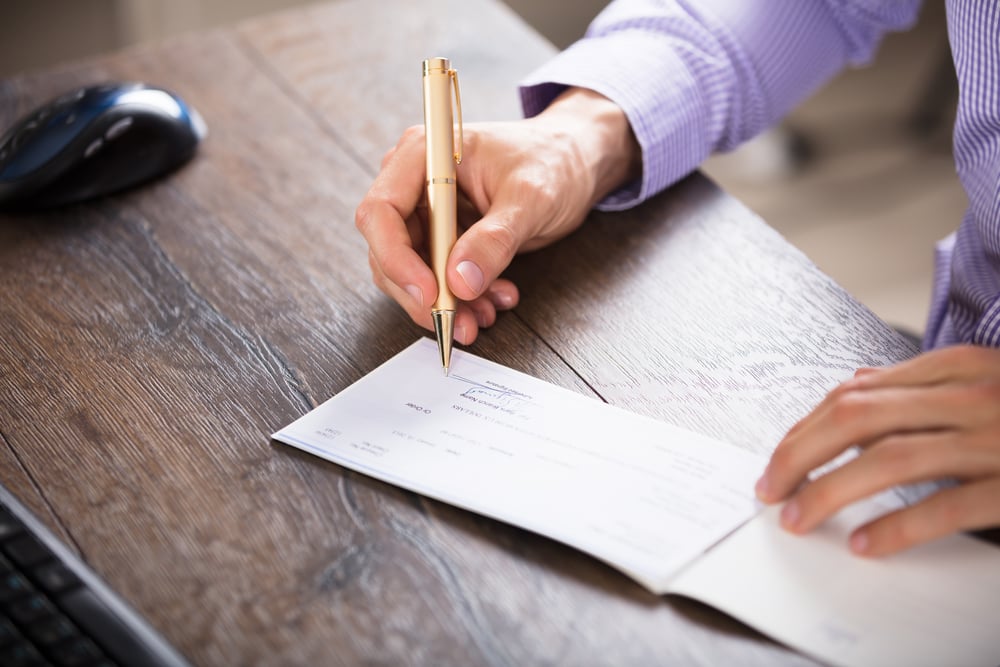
[447,204,528,301]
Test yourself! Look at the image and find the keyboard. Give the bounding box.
[0,483,190,667]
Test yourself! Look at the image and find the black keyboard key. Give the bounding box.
[0,639,48,666]
[25,613,76,646]
[0,485,189,667]
[0,615,21,645]
[0,571,34,603]
[33,562,81,596]
[4,535,53,569]
[0,552,13,575]
[7,593,55,625]
[49,635,104,667]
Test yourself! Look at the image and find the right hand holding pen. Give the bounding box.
[355,87,640,345]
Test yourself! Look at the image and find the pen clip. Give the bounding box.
[450,68,463,165]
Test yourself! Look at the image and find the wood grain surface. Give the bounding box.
[0,0,923,665]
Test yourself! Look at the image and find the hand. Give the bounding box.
[355,88,640,344]
[755,345,1000,556]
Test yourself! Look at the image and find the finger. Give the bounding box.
[466,296,497,329]
[380,143,397,169]
[457,189,482,231]
[368,257,479,346]
[452,306,479,346]
[848,477,1000,556]
[760,384,981,503]
[485,279,519,311]
[368,250,432,329]
[778,430,1000,534]
[367,254,475,346]
[362,127,427,231]
[356,127,437,300]
[447,205,528,301]
[781,373,864,441]
[853,345,1000,390]
[784,348,996,445]
[461,283,521,332]
[405,212,428,263]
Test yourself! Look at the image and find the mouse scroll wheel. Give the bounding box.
[105,116,133,141]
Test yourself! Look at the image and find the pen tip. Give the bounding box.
[433,310,455,378]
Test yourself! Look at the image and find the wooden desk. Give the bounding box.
[0,0,917,664]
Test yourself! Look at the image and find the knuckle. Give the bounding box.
[366,252,387,287]
[461,126,480,155]
[532,181,560,212]
[401,124,425,146]
[943,344,983,372]
[829,391,868,426]
[767,445,797,476]
[479,220,519,260]
[355,200,376,235]
[381,126,424,167]
[941,345,969,364]
[802,478,836,512]
[828,379,856,400]
[871,436,919,477]
[931,492,968,528]
[967,345,991,364]
[971,380,1000,404]
[506,171,551,207]
[525,177,562,215]
[380,145,397,169]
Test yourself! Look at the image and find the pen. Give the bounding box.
[422,57,463,375]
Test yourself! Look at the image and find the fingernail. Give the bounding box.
[780,500,800,530]
[492,291,515,309]
[456,260,484,294]
[849,530,869,555]
[405,284,423,307]
[454,324,468,345]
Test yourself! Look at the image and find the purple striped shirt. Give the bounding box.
[520,0,1000,350]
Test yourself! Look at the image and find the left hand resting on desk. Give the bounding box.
[755,345,1000,556]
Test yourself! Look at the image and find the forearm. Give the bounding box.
[521,0,923,210]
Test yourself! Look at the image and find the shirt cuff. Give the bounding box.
[520,33,707,212]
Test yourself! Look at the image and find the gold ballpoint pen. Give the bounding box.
[422,57,463,375]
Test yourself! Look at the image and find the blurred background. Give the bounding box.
[0,0,964,337]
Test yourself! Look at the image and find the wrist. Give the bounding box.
[532,87,641,205]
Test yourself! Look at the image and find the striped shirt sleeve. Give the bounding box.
[924,0,1000,349]
[520,0,922,210]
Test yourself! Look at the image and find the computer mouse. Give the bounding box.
[0,82,206,211]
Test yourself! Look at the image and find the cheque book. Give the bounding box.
[274,338,1000,667]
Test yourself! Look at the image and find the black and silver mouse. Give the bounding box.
[0,82,206,211]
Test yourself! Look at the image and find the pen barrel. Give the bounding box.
[423,58,458,313]
[427,183,457,311]
[422,59,457,184]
